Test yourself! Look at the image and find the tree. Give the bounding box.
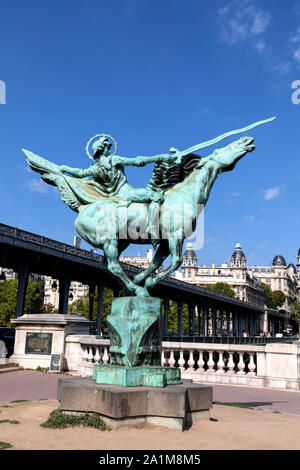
[290,300,300,337]
[68,286,113,332]
[203,282,235,298]
[261,283,277,309]
[261,284,286,309]
[0,279,45,326]
[272,290,286,308]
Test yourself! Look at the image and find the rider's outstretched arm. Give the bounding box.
[113,154,169,167]
[59,165,94,177]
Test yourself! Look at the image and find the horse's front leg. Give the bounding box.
[144,238,183,290]
[133,242,170,285]
[103,239,150,297]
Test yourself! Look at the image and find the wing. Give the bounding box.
[146,153,203,192]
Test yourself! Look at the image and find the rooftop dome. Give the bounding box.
[231,243,246,260]
[288,263,296,273]
[183,242,197,260]
[272,254,286,267]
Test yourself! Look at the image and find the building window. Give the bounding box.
[188,269,191,278]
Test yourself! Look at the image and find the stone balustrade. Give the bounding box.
[64,335,300,390]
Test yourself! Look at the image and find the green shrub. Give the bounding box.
[41,408,110,431]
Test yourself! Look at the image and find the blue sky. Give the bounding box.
[1,0,300,268]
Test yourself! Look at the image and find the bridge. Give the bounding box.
[0,222,285,337]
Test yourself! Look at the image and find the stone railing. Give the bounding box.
[64,335,110,376]
[64,335,300,390]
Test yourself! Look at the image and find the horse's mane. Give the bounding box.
[146,154,203,192]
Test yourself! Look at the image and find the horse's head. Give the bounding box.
[212,136,255,173]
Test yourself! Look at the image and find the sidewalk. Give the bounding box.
[0,370,299,415]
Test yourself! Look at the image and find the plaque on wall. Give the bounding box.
[50,354,62,371]
[25,332,53,355]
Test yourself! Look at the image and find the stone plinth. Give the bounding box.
[58,377,213,431]
[108,296,161,368]
[10,314,94,370]
[93,364,181,387]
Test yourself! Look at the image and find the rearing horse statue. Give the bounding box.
[23,117,275,297]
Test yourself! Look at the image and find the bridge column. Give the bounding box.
[188,303,195,336]
[201,304,207,336]
[177,301,183,337]
[251,314,257,336]
[58,271,71,315]
[232,309,237,336]
[88,283,96,322]
[207,306,211,336]
[212,305,217,336]
[219,307,224,336]
[96,282,105,336]
[163,297,169,335]
[239,312,244,336]
[226,309,231,336]
[16,261,29,318]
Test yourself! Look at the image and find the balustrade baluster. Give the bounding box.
[81,344,88,362]
[216,350,225,374]
[227,352,235,374]
[178,350,186,371]
[248,353,256,376]
[88,346,94,362]
[102,347,109,364]
[94,346,101,363]
[169,350,176,368]
[207,351,215,372]
[237,352,246,375]
[186,350,195,372]
[196,350,205,372]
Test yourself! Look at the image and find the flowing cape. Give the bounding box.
[23,150,118,212]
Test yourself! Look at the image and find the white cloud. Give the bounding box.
[250,10,270,35]
[294,46,300,62]
[217,2,271,45]
[272,62,291,74]
[263,187,280,200]
[290,26,300,42]
[243,215,255,223]
[254,40,266,53]
[232,191,241,197]
[26,178,48,193]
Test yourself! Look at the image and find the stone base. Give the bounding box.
[93,364,181,388]
[10,314,94,370]
[58,377,213,431]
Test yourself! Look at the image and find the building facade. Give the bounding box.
[248,254,298,309]
[180,243,266,309]
[180,242,300,311]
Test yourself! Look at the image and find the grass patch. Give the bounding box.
[214,401,254,410]
[0,405,12,408]
[10,400,29,403]
[0,419,20,424]
[0,441,13,450]
[41,409,110,431]
[36,366,49,372]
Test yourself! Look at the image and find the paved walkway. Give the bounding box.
[0,370,299,416]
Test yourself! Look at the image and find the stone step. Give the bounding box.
[0,366,23,374]
[0,360,23,374]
